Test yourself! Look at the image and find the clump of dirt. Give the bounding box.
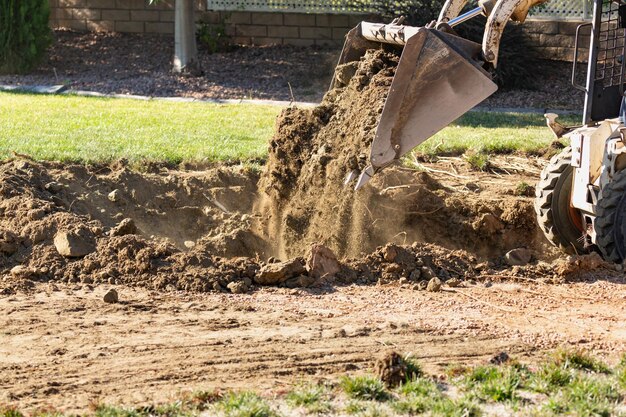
[258,49,549,260]
[374,350,418,388]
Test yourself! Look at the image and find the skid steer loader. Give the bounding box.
[336,0,626,262]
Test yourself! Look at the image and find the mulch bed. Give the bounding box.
[0,29,584,110]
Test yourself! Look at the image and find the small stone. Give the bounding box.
[53,228,96,258]
[417,281,428,290]
[103,289,118,303]
[446,277,462,288]
[382,245,398,263]
[255,258,306,285]
[504,248,533,266]
[227,281,248,294]
[184,240,196,249]
[490,351,510,365]
[421,266,436,279]
[307,244,341,278]
[45,182,63,193]
[110,218,138,237]
[399,277,409,286]
[426,277,442,292]
[409,269,422,281]
[484,280,493,288]
[108,189,121,202]
[10,265,31,278]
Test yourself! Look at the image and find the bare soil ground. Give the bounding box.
[2,278,625,413]
[0,30,584,109]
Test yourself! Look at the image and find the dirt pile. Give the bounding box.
[0,156,619,295]
[0,159,501,295]
[0,47,618,294]
[257,49,548,260]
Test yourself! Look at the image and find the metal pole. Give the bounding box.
[173,0,199,74]
[448,6,483,27]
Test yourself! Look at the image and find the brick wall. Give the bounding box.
[524,20,590,62]
[48,0,372,46]
[48,0,590,60]
[202,11,372,46]
[48,0,184,33]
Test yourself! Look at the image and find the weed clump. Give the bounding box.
[341,375,390,402]
[217,392,278,417]
[464,149,492,171]
[286,383,333,414]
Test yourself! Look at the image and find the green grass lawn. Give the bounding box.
[0,92,580,164]
[0,92,281,164]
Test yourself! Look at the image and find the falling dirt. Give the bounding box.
[256,49,549,262]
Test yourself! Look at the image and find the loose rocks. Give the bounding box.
[307,244,341,278]
[110,218,138,237]
[227,281,249,294]
[103,288,118,303]
[427,277,442,292]
[108,189,121,202]
[255,258,307,285]
[54,228,96,258]
[505,248,533,266]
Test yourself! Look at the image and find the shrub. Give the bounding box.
[340,375,390,401]
[197,19,233,54]
[0,0,52,74]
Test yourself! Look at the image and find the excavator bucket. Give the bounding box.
[333,23,499,188]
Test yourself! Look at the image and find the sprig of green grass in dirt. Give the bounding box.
[285,383,333,414]
[340,375,391,402]
[215,392,278,417]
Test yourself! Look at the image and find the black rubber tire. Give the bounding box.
[534,147,586,254]
[595,169,626,262]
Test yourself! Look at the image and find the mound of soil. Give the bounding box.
[257,49,547,260]
[0,158,619,296]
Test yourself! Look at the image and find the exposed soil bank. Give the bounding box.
[0,158,620,297]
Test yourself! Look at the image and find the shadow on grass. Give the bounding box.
[455,111,581,128]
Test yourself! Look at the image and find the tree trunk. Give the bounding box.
[173,0,200,75]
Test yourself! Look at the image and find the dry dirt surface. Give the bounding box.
[0,30,337,103]
[2,279,626,413]
[0,30,584,109]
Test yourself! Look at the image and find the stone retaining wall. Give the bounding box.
[48,0,590,61]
